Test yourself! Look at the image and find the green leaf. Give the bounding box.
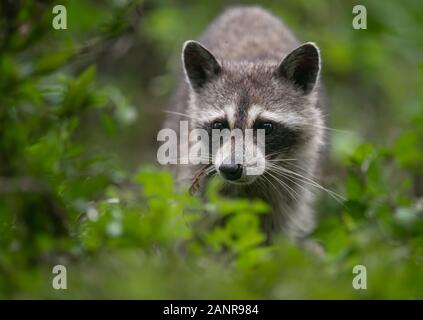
[34,47,76,75]
[62,66,96,114]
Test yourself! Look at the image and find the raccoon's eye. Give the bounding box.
[255,122,273,135]
[212,121,228,130]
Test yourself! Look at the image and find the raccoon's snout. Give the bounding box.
[219,163,243,181]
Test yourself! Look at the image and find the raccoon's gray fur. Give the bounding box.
[164,6,326,240]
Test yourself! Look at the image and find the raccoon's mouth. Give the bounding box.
[218,171,259,185]
[222,177,257,185]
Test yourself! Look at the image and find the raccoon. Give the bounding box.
[163,6,326,240]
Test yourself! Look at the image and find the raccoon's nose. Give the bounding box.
[219,163,243,181]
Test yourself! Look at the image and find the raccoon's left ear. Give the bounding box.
[276,42,320,94]
[182,40,221,92]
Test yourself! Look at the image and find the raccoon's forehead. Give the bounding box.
[196,64,305,111]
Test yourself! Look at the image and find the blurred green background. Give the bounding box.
[0,0,422,299]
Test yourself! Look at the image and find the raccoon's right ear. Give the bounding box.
[276,42,321,94]
[182,41,221,92]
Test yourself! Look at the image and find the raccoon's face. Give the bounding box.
[182,40,323,185]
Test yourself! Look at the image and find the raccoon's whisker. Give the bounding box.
[296,122,354,135]
[164,155,216,163]
[274,177,300,203]
[261,173,290,202]
[267,163,317,187]
[274,170,341,204]
[267,163,315,183]
[278,167,340,198]
[267,167,313,196]
[264,152,295,159]
[267,164,324,191]
[261,174,288,203]
[269,165,345,203]
[266,160,318,179]
[265,156,297,161]
[264,152,279,159]
[255,176,267,192]
[163,110,197,120]
[260,173,278,194]
[265,157,297,162]
[205,166,217,174]
[265,169,300,202]
[268,169,333,209]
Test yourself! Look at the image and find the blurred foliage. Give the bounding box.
[1,0,423,299]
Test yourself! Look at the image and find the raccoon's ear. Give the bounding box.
[182,40,221,92]
[276,42,320,94]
